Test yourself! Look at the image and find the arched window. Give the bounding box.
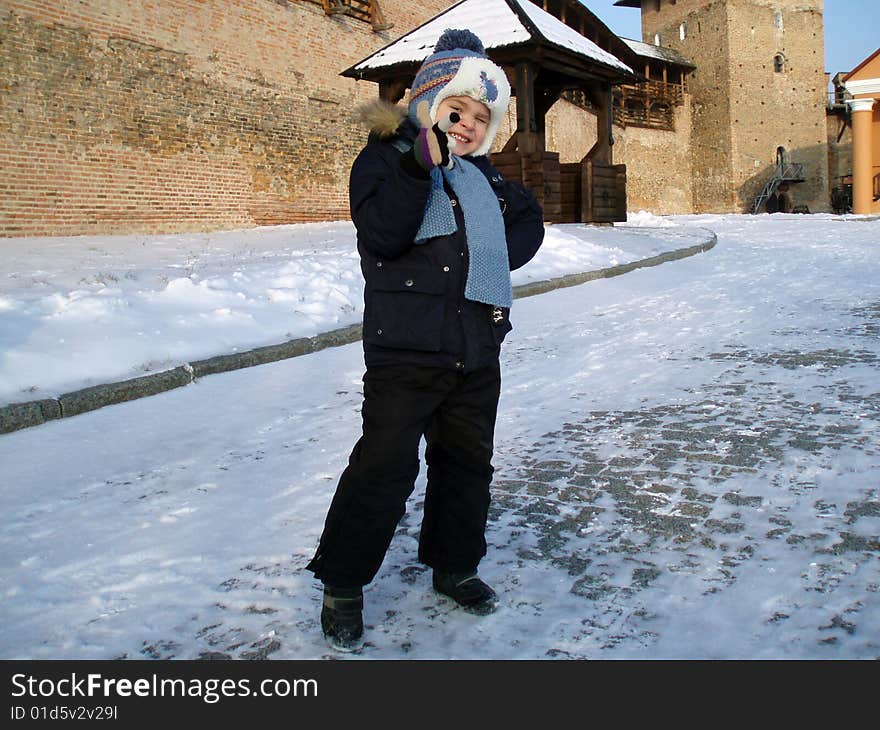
[773,53,785,73]
[654,33,662,46]
[776,146,787,169]
[775,11,783,31]
[680,22,687,40]
[654,1,661,12]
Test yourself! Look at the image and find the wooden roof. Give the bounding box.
[341,0,638,87]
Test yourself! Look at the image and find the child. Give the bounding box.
[306,29,545,651]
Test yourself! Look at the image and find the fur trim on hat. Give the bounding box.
[356,99,406,139]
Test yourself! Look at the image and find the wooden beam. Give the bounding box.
[514,61,538,135]
[378,78,408,104]
[584,84,613,164]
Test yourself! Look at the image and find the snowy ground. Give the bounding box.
[0,215,696,405]
[1,212,879,659]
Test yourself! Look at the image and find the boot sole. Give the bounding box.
[324,633,365,653]
[433,584,499,615]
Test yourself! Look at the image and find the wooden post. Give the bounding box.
[515,61,539,154]
[593,84,614,164]
[378,78,408,104]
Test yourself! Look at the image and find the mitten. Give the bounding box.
[412,100,459,171]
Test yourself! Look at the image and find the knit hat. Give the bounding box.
[408,29,511,157]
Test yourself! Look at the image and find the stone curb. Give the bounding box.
[0,228,717,435]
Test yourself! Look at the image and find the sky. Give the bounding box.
[582,0,878,76]
[1,212,878,659]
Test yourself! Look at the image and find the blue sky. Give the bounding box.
[582,0,878,75]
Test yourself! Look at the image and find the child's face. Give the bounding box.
[435,95,490,156]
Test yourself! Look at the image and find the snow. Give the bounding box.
[515,0,632,72]
[0,218,693,405]
[354,0,631,75]
[1,211,879,660]
[620,36,694,67]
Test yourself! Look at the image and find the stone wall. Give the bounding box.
[726,0,828,212]
[508,95,693,216]
[643,0,733,211]
[826,110,852,197]
[639,0,829,213]
[614,98,694,214]
[0,0,450,237]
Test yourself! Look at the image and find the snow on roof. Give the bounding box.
[518,0,632,72]
[620,36,696,68]
[354,0,631,75]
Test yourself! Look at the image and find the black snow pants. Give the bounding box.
[305,363,501,588]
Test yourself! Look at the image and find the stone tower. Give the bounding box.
[619,0,828,212]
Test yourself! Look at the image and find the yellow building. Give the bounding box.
[843,49,880,214]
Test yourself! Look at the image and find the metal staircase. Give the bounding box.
[751,161,806,214]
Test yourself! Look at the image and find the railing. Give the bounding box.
[779,163,805,181]
[751,160,806,214]
[616,80,685,107]
[308,0,393,30]
[827,89,850,110]
[612,80,685,131]
[613,103,674,130]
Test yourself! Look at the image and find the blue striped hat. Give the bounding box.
[408,29,511,157]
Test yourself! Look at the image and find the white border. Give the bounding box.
[844,78,880,96]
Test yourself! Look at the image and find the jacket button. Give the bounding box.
[443,266,450,272]
[455,361,464,369]
[404,279,414,287]
[377,261,383,268]
[377,329,383,335]
[451,199,457,207]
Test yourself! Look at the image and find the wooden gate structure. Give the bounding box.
[342,0,638,223]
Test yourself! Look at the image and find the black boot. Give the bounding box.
[321,585,364,652]
[433,571,498,615]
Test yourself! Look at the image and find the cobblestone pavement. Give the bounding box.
[3,219,878,660]
[472,232,880,658]
[144,224,880,660]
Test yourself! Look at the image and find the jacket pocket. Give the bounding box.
[364,268,447,352]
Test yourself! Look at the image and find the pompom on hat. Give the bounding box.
[408,29,511,157]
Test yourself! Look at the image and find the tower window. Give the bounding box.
[775,11,783,30]
[773,53,785,73]
[680,22,687,40]
[654,1,661,11]
[654,33,662,46]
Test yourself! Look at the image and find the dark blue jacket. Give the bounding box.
[350,118,544,373]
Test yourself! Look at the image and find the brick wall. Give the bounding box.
[0,0,450,237]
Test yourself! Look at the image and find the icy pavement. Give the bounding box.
[1,214,879,659]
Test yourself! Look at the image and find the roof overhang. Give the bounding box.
[342,0,638,87]
[613,1,642,8]
[621,37,696,69]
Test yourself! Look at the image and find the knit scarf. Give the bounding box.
[412,155,513,309]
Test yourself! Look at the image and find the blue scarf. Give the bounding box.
[410,154,513,309]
